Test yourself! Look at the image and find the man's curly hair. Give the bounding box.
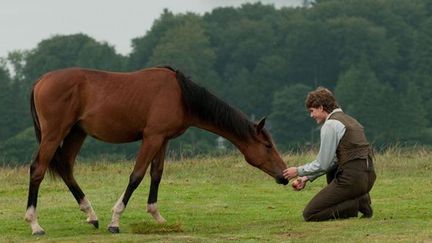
[305,87,340,113]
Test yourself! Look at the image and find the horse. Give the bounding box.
[25,66,288,235]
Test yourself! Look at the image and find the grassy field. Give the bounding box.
[1,148,432,242]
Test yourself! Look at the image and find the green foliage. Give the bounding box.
[146,13,218,87]
[129,9,179,71]
[412,17,432,122]
[7,50,28,82]
[326,16,398,82]
[1,0,432,164]
[23,33,125,87]
[1,52,31,143]
[76,40,126,71]
[335,60,396,146]
[0,64,13,141]
[0,127,36,165]
[397,82,429,143]
[270,84,314,150]
[278,18,336,87]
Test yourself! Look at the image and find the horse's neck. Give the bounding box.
[193,121,249,151]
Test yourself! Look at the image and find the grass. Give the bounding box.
[1,149,432,242]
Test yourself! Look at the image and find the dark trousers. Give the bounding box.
[303,158,376,221]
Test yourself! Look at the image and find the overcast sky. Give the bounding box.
[0,0,302,58]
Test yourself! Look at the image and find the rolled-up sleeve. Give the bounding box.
[297,120,345,181]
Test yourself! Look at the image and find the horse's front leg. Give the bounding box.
[108,136,164,234]
[147,141,168,224]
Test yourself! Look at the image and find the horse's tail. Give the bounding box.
[30,88,41,144]
[31,83,68,179]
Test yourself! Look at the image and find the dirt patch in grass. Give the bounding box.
[130,222,184,234]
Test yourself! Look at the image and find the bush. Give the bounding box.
[0,127,37,165]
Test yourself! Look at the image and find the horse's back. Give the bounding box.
[33,67,187,143]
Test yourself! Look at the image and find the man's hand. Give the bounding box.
[283,167,298,180]
[291,176,308,191]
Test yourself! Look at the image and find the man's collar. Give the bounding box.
[326,108,343,121]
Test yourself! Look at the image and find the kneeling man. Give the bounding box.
[284,87,376,221]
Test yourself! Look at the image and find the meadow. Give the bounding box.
[0,148,431,242]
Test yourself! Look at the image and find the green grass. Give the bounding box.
[1,149,432,242]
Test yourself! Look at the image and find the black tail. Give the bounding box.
[30,86,69,178]
[30,88,41,144]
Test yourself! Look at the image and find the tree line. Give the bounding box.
[1,0,431,164]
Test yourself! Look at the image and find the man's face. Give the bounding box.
[308,106,328,124]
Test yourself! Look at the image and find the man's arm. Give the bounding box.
[297,120,345,181]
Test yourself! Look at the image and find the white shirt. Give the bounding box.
[297,108,346,182]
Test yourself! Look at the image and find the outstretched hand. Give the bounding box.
[291,176,308,191]
[283,167,298,180]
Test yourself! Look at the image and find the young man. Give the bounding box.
[283,87,376,221]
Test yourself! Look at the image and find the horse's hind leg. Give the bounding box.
[108,135,165,233]
[57,125,99,228]
[25,137,63,235]
[147,141,168,224]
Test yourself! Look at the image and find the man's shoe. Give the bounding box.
[359,203,373,218]
[359,194,373,218]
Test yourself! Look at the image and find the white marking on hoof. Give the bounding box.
[108,192,125,228]
[25,206,45,235]
[147,203,166,224]
[79,197,98,223]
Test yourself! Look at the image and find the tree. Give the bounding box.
[277,18,338,89]
[412,17,432,124]
[325,16,399,86]
[203,5,282,116]
[128,9,179,71]
[146,13,217,87]
[1,51,31,141]
[7,50,28,82]
[76,41,126,71]
[397,81,429,143]
[249,55,291,117]
[0,62,14,141]
[0,127,36,164]
[270,84,314,150]
[335,59,396,146]
[23,33,124,86]
[309,0,422,90]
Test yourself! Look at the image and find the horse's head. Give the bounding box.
[243,118,288,185]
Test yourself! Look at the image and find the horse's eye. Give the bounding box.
[265,143,272,149]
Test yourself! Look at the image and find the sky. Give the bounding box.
[0,0,302,58]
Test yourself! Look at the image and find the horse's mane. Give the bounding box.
[170,67,255,139]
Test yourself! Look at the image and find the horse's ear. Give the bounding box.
[255,117,266,134]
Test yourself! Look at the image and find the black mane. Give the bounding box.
[172,68,255,139]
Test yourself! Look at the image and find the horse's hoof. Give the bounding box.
[32,230,45,236]
[88,220,99,229]
[108,226,120,234]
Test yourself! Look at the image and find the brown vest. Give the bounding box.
[329,111,371,165]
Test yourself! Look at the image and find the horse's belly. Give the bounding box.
[78,118,143,143]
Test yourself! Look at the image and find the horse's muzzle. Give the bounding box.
[276,176,288,185]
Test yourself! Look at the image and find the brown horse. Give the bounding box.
[25,66,288,235]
